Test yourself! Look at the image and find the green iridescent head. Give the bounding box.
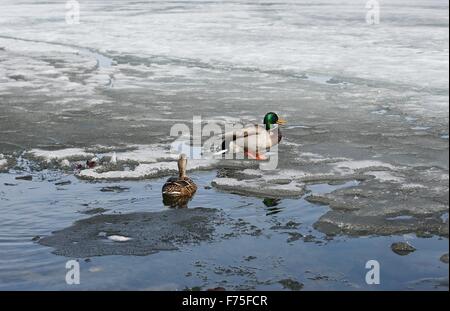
[263,112,286,130]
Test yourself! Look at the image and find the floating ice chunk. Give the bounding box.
[296,152,349,164]
[78,158,217,180]
[104,144,177,163]
[240,169,263,176]
[400,183,426,190]
[364,171,404,183]
[107,235,132,242]
[28,144,177,167]
[212,177,305,198]
[27,144,216,176]
[30,148,94,161]
[333,160,395,174]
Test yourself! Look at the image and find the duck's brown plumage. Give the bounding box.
[162,154,197,200]
[162,176,197,197]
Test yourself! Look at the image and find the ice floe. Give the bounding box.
[333,160,396,173]
[29,148,94,162]
[26,144,218,180]
[212,176,305,198]
[78,159,216,180]
[211,167,364,198]
[296,152,349,165]
[364,171,405,183]
[400,183,426,190]
[210,156,409,198]
[103,144,178,163]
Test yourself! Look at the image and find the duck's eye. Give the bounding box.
[266,113,277,124]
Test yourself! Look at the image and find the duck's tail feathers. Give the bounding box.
[211,140,228,156]
[214,149,228,156]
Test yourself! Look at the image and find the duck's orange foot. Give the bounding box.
[244,151,267,161]
[255,153,267,161]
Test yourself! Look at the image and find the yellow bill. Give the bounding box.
[276,118,287,125]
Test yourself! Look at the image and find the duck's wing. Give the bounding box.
[218,124,264,153]
[232,129,273,151]
[162,177,197,196]
[221,124,265,141]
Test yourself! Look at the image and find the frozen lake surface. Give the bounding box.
[0,0,448,290]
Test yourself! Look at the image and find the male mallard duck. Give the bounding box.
[162,154,197,206]
[220,112,286,160]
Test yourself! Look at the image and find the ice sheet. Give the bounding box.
[29,148,94,161]
[212,176,305,198]
[78,159,217,180]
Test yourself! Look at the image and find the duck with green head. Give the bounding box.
[221,112,286,160]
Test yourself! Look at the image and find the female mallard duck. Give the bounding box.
[162,154,197,207]
[220,112,286,160]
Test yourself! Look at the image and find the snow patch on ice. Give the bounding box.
[241,169,263,176]
[297,152,349,164]
[282,140,303,147]
[212,177,305,198]
[365,171,404,183]
[212,167,321,197]
[29,148,94,161]
[78,159,216,180]
[213,157,406,198]
[333,160,396,174]
[105,144,177,163]
[401,183,426,190]
[26,144,218,180]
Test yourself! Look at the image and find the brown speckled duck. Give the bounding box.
[162,154,197,207]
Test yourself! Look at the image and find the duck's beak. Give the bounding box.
[276,118,287,125]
